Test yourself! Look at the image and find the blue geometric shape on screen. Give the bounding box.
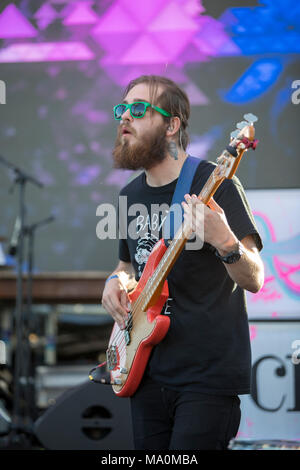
[220,0,300,54]
[234,33,300,54]
[221,58,283,104]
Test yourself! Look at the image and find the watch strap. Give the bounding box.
[215,241,243,264]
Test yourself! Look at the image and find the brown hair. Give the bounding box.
[123,75,190,150]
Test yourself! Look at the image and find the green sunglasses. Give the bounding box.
[113,101,171,120]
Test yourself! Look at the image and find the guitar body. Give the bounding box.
[108,239,170,397]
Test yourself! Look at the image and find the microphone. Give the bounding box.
[8,216,21,256]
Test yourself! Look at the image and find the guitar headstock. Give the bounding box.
[216,113,259,179]
[230,112,258,142]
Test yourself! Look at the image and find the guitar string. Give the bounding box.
[108,223,194,368]
[107,169,220,364]
[107,178,206,353]
[108,139,246,374]
[107,166,225,367]
[110,163,251,378]
[108,162,230,370]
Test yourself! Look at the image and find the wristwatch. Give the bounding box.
[215,241,244,264]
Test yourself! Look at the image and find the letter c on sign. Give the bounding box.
[251,355,286,412]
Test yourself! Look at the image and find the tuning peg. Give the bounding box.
[230,129,239,139]
[236,121,249,129]
[244,113,258,123]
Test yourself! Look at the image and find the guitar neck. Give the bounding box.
[135,114,257,311]
[140,162,227,311]
[138,136,251,311]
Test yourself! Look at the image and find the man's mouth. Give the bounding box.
[122,127,132,135]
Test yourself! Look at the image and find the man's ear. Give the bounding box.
[166,116,181,137]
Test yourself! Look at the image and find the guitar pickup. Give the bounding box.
[125,312,133,331]
[124,330,131,345]
[106,345,118,370]
[124,312,133,345]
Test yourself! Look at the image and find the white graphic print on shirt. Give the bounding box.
[134,232,158,278]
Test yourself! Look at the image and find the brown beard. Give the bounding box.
[112,123,168,171]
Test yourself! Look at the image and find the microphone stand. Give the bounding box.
[0,154,43,447]
[23,215,55,425]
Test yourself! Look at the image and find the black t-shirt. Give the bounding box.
[118,159,262,396]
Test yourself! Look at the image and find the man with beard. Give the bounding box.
[101,75,264,450]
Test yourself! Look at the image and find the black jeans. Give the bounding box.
[130,376,241,450]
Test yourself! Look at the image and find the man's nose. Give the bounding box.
[121,107,133,122]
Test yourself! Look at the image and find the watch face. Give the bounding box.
[226,252,241,264]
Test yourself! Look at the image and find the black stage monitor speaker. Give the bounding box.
[34,380,134,450]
